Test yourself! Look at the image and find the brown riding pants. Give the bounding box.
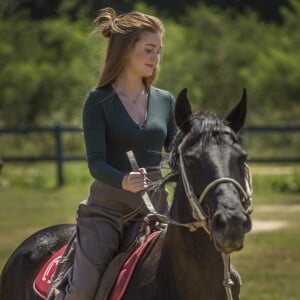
[47,171,168,300]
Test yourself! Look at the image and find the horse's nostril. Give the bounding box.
[243,215,252,233]
[212,213,227,231]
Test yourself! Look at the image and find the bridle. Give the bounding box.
[127,127,253,300]
[169,127,253,300]
[169,133,253,233]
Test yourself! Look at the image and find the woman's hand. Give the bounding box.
[122,168,148,193]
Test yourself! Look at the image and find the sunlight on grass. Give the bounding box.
[232,207,300,300]
[0,186,88,269]
[0,162,299,299]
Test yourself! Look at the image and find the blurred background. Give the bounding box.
[0,1,299,299]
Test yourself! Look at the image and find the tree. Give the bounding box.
[1,2,299,126]
[158,2,300,124]
[243,0,300,123]
[0,0,292,22]
[0,16,102,126]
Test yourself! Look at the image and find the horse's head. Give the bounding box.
[169,88,252,254]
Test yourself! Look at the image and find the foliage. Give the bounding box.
[158,3,300,124]
[0,0,291,22]
[0,162,91,189]
[253,173,300,194]
[242,0,300,124]
[0,15,102,126]
[0,2,299,128]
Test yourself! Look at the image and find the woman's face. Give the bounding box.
[126,31,163,79]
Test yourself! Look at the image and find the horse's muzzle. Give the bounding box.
[211,210,252,253]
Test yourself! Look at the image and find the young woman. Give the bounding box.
[48,7,177,299]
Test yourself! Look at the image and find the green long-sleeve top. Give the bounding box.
[82,84,178,189]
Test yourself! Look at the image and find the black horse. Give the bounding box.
[0,88,252,300]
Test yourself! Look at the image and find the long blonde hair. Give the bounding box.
[93,8,164,88]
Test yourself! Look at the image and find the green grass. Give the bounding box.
[0,186,86,268]
[232,207,300,300]
[0,162,299,299]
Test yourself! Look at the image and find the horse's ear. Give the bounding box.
[175,88,192,133]
[225,88,247,133]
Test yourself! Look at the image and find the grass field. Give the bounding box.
[232,204,300,299]
[0,162,299,299]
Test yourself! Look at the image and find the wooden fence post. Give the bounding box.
[0,157,3,174]
[54,123,64,187]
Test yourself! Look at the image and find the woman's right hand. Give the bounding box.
[122,168,148,193]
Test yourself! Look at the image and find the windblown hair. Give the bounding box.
[93,7,165,88]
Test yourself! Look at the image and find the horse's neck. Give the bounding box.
[159,185,226,299]
[159,227,226,299]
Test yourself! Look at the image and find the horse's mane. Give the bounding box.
[147,112,228,193]
[168,112,228,171]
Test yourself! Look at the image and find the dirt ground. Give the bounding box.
[251,204,300,233]
[252,219,288,232]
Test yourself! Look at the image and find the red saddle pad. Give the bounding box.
[33,245,67,299]
[33,231,159,300]
[109,231,159,300]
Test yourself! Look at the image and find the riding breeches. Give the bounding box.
[47,170,168,300]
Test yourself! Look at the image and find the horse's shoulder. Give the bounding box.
[131,230,165,283]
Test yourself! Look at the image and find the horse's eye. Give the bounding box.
[239,152,248,163]
[238,153,248,171]
[184,156,196,166]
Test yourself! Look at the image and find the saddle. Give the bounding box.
[33,221,162,300]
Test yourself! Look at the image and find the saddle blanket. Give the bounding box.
[33,231,159,300]
[33,245,67,299]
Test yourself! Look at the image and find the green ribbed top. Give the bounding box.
[82,84,177,189]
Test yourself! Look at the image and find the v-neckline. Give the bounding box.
[112,85,152,129]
